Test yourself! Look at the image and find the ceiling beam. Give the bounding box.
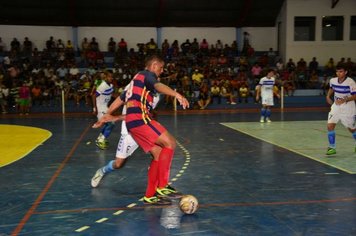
[331,0,340,8]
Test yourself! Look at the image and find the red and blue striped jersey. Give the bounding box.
[120,70,158,130]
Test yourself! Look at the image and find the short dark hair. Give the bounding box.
[336,64,347,71]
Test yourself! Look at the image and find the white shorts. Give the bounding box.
[115,133,139,159]
[328,104,356,129]
[261,96,274,106]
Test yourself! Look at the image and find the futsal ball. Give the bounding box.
[179,194,199,215]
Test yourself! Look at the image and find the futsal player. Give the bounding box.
[93,70,115,149]
[325,64,356,155]
[256,69,280,123]
[91,93,160,188]
[93,55,189,205]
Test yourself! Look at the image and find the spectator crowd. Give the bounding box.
[0,35,355,114]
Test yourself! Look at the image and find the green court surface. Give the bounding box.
[221,120,356,174]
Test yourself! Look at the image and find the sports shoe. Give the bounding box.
[260,117,265,123]
[91,168,105,187]
[96,139,108,150]
[156,185,182,199]
[143,195,171,205]
[266,118,272,123]
[230,102,237,105]
[326,147,336,155]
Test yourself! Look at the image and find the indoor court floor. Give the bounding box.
[0,107,356,236]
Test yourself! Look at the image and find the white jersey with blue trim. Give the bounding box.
[330,76,356,114]
[258,76,275,98]
[96,81,114,117]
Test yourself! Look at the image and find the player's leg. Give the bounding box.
[154,131,182,198]
[326,109,339,155]
[91,134,138,187]
[96,122,115,149]
[260,104,267,123]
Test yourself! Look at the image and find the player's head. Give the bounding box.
[103,70,113,83]
[266,68,276,78]
[145,55,165,77]
[335,64,348,79]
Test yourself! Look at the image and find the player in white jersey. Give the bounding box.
[91,90,161,188]
[326,65,356,155]
[94,70,115,149]
[256,69,280,123]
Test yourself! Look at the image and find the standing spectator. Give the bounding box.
[286,58,296,72]
[118,38,128,54]
[108,37,116,53]
[180,39,191,55]
[23,37,33,57]
[0,37,6,53]
[0,82,9,113]
[325,64,356,155]
[10,38,21,53]
[324,58,335,76]
[256,69,280,123]
[18,81,31,115]
[308,57,319,73]
[199,39,209,55]
[267,48,277,66]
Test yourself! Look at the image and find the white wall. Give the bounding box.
[285,0,356,65]
[0,25,277,52]
[77,27,157,51]
[161,27,236,49]
[0,25,72,51]
[241,27,277,51]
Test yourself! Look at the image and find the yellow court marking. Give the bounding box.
[0,124,52,167]
[221,121,356,174]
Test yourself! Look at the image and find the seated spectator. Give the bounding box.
[308,70,320,89]
[220,81,236,105]
[197,82,210,109]
[210,83,221,104]
[191,69,204,88]
[238,83,249,103]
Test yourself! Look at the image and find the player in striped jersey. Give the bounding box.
[93,70,115,149]
[326,65,356,155]
[256,69,280,123]
[93,55,189,204]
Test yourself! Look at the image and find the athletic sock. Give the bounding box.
[102,122,115,138]
[328,130,336,148]
[103,160,115,174]
[266,108,271,118]
[158,147,174,188]
[145,160,159,197]
[261,108,266,117]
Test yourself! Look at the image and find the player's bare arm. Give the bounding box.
[326,88,334,105]
[93,96,125,128]
[154,82,189,109]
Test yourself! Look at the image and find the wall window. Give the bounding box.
[294,17,315,41]
[351,16,356,40]
[322,16,344,41]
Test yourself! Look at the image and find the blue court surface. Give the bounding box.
[0,106,355,236]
